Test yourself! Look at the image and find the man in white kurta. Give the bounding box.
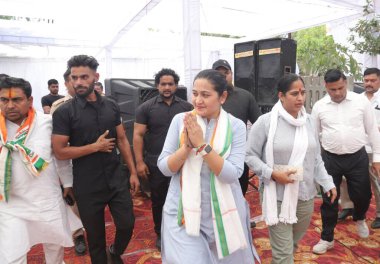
[0,77,73,264]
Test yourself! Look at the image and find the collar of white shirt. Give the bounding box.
[326,91,354,104]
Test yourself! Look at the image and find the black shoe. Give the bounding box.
[74,235,87,256]
[107,245,123,264]
[371,217,380,229]
[155,235,161,252]
[250,221,256,228]
[338,208,353,221]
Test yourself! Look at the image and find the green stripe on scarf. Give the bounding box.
[177,193,184,226]
[4,151,12,202]
[210,117,233,257]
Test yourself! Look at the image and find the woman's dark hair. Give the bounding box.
[324,69,346,83]
[0,77,32,98]
[193,69,227,96]
[276,73,304,94]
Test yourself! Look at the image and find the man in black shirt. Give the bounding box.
[41,79,64,114]
[52,55,139,264]
[212,59,262,195]
[133,68,193,250]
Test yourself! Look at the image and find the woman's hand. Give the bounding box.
[271,169,297,184]
[184,113,204,148]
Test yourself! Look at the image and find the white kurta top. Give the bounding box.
[0,112,73,262]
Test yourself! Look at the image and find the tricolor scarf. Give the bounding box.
[263,101,308,225]
[0,108,48,202]
[177,109,247,259]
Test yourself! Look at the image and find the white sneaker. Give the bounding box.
[312,239,334,254]
[356,220,369,238]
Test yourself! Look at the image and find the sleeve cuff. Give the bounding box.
[321,182,336,193]
[158,156,177,177]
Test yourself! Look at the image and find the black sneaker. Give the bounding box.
[155,235,161,252]
[107,244,123,264]
[74,235,87,256]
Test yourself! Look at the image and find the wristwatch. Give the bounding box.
[199,144,212,156]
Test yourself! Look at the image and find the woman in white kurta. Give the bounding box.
[158,69,260,264]
[0,77,73,264]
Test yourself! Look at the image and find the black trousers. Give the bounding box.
[238,163,250,196]
[320,147,371,241]
[147,164,171,235]
[75,184,135,264]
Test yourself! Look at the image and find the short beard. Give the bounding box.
[160,92,174,100]
[76,83,95,98]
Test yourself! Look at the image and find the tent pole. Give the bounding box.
[183,0,201,101]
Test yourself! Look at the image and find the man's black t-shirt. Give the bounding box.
[135,95,193,165]
[41,94,64,107]
[222,86,261,125]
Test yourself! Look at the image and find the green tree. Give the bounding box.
[348,0,380,55]
[0,15,15,20]
[294,25,361,79]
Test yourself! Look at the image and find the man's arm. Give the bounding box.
[43,106,51,114]
[41,96,51,114]
[52,131,115,160]
[116,124,139,194]
[133,123,150,179]
[362,100,380,176]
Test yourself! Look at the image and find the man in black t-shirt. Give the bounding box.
[133,68,193,251]
[212,59,262,196]
[41,79,64,114]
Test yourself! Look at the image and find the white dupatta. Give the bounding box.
[178,109,247,259]
[263,101,308,225]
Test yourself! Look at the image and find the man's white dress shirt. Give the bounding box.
[311,91,380,162]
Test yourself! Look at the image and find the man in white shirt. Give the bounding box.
[0,77,73,263]
[338,68,380,229]
[311,69,380,254]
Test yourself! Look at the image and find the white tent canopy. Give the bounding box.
[0,0,373,110]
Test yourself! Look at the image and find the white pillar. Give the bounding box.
[183,0,201,101]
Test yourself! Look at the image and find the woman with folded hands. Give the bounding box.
[157,69,260,263]
[245,73,337,263]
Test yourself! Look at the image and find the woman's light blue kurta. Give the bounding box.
[158,112,260,264]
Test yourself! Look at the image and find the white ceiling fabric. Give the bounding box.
[0,0,373,111]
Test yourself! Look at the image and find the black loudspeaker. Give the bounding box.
[234,40,257,94]
[104,78,187,143]
[256,38,297,106]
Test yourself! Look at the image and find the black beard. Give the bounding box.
[160,92,174,100]
[76,83,95,98]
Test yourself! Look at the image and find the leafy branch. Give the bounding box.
[348,0,380,55]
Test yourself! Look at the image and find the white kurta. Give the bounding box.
[0,113,73,262]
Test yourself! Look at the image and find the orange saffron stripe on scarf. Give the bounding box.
[0,112,8,142]
[18,108,35,133]
[210,118,219,147]
[31,156,38,163]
